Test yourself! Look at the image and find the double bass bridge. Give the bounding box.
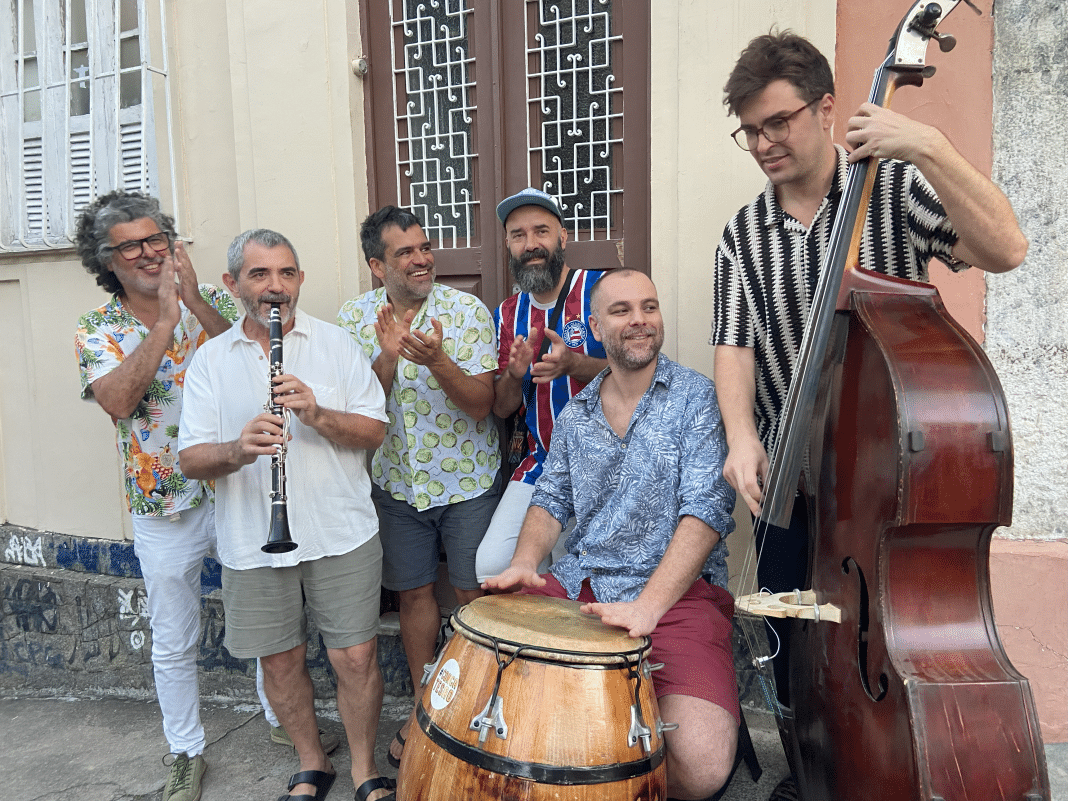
[736,589,843,624]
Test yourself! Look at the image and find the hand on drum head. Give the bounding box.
[580,599,660,638]
[481,565,546,593]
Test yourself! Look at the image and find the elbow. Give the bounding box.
[973,232,1029,275]
[492,396,519,420]
[364,420,387,450]
[469,392,496,423]
[1006,233,1029,272]
[177,448,208,480]
[98,398,139,421]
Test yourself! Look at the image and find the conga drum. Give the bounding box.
[396,593,668,800]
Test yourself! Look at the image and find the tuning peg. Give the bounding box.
[931,30,957,52]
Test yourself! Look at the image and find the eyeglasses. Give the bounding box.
[112,232,171,259]
[730,98,820,151]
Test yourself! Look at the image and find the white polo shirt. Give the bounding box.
[179,309,388,570]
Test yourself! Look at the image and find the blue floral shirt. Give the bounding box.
[532,354,736,603]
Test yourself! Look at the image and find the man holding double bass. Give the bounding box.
[711,30,1027,800]
[178,229,397,801]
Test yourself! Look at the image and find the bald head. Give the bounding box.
[590,269,654,318]
[589,270,664,373]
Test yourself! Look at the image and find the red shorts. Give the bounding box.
[522,575,739,723]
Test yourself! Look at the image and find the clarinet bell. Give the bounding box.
[262,506,297,553]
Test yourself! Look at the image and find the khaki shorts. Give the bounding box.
[221,537,383,658]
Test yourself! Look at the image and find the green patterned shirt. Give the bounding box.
[338,284,499,510]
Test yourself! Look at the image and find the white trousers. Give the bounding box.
[474,479,570,583]
[132,503,276,753]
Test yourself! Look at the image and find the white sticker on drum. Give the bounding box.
[430,658,460,710]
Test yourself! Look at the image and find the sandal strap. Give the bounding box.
[355,775,397,801]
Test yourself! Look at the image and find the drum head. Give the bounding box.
[454,594,648,664]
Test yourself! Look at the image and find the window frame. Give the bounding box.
[0,0,177,252]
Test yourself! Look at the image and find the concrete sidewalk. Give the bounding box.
[1,694,786,801]
[3,693,1064,800]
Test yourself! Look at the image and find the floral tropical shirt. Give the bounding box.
[532,354,737,603]
[338,283,500,511]
[75,286,238,517]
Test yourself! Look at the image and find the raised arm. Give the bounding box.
[179,411,285,480]
[493,333,535,418]
[90,260,183,420]
[531,329,608,384]
[271,373,386,450]
[845,104,1028,273]
[173,241,231,336]
[398,316,495,421]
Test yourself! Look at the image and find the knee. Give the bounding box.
[329,638,379,680]
[667,744,735,800]
[398,584,436,612]
[662,705,738,799]
[260,645,308,682]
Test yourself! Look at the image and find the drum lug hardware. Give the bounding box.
[470,695,508,745]
[643,661,665,679]
[658,720,680,735]
[421,650,445,688]
[628,704,654,754]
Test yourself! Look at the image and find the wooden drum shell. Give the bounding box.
[397,595,667,800]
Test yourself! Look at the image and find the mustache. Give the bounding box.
[259,293,291,304]
[624,327,658,339]
[518,248,551,265]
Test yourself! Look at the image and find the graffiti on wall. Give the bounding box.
[117,587,150,650]
[4,535,45,567]
[5,578,59,633]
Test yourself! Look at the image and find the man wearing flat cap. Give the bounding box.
[474,187,609,583]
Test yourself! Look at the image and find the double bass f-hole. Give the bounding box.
[842,557,888,703]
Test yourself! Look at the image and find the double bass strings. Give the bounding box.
[732,52,894,723]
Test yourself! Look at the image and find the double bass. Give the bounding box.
[737,3,1051,799]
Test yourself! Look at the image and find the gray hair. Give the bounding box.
[226,229,300,280]
[75,191,176,295]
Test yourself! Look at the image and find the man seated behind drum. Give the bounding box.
[483,269,739,800]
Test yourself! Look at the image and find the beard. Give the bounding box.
[241,291,296,329]
[509,239,566,295]
[602,326,664,372]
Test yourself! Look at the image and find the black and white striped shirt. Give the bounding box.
[711,146,966,451]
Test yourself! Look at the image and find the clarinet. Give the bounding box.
[261,303,298,553]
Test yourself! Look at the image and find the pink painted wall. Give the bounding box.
[835,2,993,342]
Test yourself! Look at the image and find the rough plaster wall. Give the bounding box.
[990,2,1068,541]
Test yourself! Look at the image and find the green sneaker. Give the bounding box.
[162,752,206,801]
[270,724,341,755]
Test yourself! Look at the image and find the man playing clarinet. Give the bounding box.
[178,229,397,801]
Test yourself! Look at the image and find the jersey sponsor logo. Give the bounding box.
[562,319,587,348]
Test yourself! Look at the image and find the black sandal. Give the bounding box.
[277,768,336,801]
[386,729,406,769]
[355,775,396,801]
